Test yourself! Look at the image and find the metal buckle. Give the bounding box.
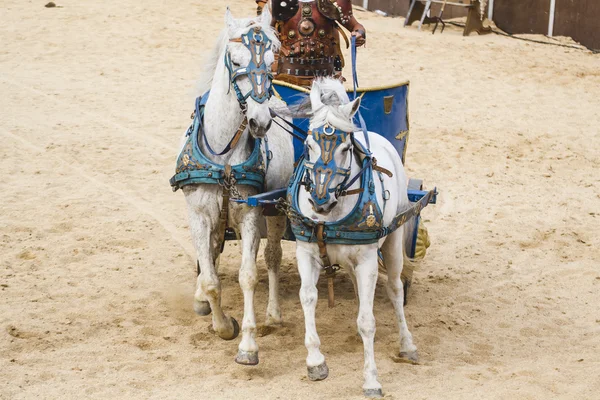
[324,264,341,276]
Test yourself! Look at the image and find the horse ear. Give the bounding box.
[225,7,236,32]
[340,97,361,118]
[260,5,272,26]
[310,81,324,110]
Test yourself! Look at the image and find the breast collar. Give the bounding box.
[169,92,267,192]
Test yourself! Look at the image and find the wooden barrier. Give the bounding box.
[352,0,468,19]
[404,0,492,36]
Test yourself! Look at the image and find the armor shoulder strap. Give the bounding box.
[272,0,299,21]
[317,0,341,21]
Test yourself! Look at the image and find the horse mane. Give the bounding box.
[197,16,280,95]
[310,78,358,132]
[275,78,358,132]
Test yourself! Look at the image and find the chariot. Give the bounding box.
[232,79,437,260]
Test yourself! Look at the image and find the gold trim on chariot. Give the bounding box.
[272,79,410,94]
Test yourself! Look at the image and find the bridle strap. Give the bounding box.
[351,35,371,151]
[269,108,309,142]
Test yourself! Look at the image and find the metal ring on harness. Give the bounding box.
[323,124,335,136]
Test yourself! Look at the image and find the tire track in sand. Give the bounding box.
[0,127,195,260]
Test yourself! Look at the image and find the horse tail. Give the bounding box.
[402,216,417,281]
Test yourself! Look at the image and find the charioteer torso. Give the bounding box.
[256,0,366,86]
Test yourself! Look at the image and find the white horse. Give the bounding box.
[178,9,293,365]
[290,78,419,397]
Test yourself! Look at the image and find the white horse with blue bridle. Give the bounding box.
[170,9,293,365]
[286,77,434,397]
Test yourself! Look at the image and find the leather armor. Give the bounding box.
[258,0,363,86]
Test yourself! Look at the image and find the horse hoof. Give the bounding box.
[235,350,259,366]
[217,317,240,340]
[307,362,329,381]
[364,388,384,398]
[399,350,419,363]
[193,300,212,316]
[221,317,240,341]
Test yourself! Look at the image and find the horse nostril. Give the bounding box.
[328,201,338,211]
[249,118,258,132]
[308,198,321,212]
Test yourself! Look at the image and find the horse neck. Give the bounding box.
[201,64,251,164]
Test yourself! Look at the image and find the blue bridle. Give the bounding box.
[303,124,353,207]
[224,27,274,112]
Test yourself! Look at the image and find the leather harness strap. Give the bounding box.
[316,223,339,308]
[217,164,232,254]
[229,117,248,150]
[372,157,394,178]
[343,188,364,196]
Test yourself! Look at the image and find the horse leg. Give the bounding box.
[297,245,328,380]
[235,208,261,365]
[193,260,211,316]
[264,216,286,326]
[355,251,383,398]
[381,230,418,362]
[188,210,238,340]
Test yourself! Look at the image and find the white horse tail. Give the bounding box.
[377,218,417,282]
[401,216,418,284]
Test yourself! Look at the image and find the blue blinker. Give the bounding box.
[225,27,273,107]
[305,124,351,206]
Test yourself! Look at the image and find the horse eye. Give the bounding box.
[232,61,241,67]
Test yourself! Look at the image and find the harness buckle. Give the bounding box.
[383,190,390,200]
[324,263,341,276]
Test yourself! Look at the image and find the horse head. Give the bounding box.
[303,78,361,214]
[224,8,278,138]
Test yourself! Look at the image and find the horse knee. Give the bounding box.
[300,285,317,307]
[386,278,403,297]
[239,268,258,290]
[357,313,376,338]
[264,242,282,269]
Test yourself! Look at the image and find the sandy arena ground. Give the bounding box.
[1,1,599,399]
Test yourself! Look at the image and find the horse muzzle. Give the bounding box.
[309,198,338,214]
[248,117,271,138]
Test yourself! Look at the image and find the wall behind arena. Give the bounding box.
[351,0,600,51]
[552,0,600,50]
[351,0,468,20]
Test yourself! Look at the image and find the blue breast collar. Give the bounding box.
[288,154,385,245]
[170,92,267,192]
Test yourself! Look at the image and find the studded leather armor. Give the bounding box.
[257,0,365,87]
